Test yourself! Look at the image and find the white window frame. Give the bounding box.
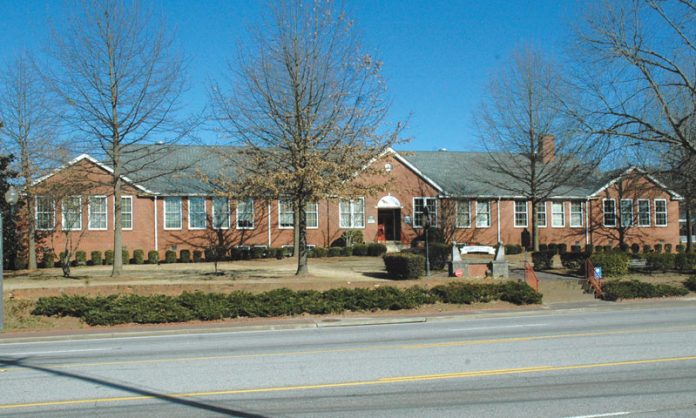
[456,200,471,228]
[570,201,583,228]
[603,199,617,227]
[236,198,255,229]
[120,196,133,230]
[551,201,565,228]
[339,198,365,229]
[413,197,438,228]
[305,202,319,229]
[61,196,82,231]
[514,201,528,228]
[163,197,183,230]
[278,199,294,229]
[188,197,207,230]
[212,197,230,230]
[620,199,634,228]
[475,200,491,228]
[88,195,108,230]
[655,199,668,227]
[536,201,547,228]
[637,199,651,227]
[35,196,55,231]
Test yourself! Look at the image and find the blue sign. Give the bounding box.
[594,266,603,280]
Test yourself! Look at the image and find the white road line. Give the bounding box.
[1,348,110,356]
[449,323,548,331]
[564,412,631,418]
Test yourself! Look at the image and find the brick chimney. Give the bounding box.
[538,134,555,163]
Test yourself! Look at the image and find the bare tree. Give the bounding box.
[475,48,602,251]
[42,0,193,276]
[575,0,695,155]
[0,53,63,270]
[211,0,402,275]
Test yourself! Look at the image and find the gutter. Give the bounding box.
[268,202,272,247]
[497,196,501,243]
[154,196,159,252]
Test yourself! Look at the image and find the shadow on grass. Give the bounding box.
[0,357,267,417]
[361,271,393,280]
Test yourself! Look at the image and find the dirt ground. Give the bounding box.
[2,255,693,333]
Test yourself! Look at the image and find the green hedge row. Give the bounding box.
[684,276,696,291]
[32,282,542,326]
[601,280,689,301]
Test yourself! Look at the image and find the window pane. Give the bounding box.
[306,202,318,228]
[414,198,436,228]
[476,201,490,227]
[122,197,132,229]
[536,202,546,227]
[603,200,616,227]
[36,197,55,230]
[212,197,230,229]
[456,200,470,227]
[279,200,293,228]
[570,202,583,227]
[552,202,565,227]
[352,199,365,228]
[189,197,206,229]
[89,196,107,229]
[620,200,633,227]
[237,199,254,228]
[638,200,650,226]
[62,196,82,230]
[339,198,363,228]
[164,197,182,229]
[514,201,527,227]
[655,200,667,226]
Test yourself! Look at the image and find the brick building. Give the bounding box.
[29,145,682,260]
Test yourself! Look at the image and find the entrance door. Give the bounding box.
[378,209,401,241]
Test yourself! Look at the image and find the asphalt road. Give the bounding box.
[1,302,696,417]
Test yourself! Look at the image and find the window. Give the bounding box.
[456,200,471,228]
[279,200,293,228]
[570,201,583,228]
[637,199,650,227]
[212,197,230,229]
[620,199,633,228]
[237,198,254,229]
[88,196,107,230]
[36,197,55,230]
[536,202,547,227]
[279,200,319,229]
[680,205,696,242]
[188,197,206,229]
[655,199,667,226]
[603,199,616,227]
[413,197,437,228]
[339,198,365,228]
[476,201,490,228]
[62,196,82,231]
[121,196,133,230]
[514,201,528,227]
[551,202,565,227]
[164,197,182,229]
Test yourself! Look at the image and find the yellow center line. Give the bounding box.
[2,355,696,410]
[2,324,696,373]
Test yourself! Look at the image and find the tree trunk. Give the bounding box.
[687,206,693,253]
[531,201,539,252]
[295,197,309,276]
[26,194,37,270]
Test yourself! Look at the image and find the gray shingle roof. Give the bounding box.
[401,151,600,198]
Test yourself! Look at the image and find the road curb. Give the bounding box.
[315,317,427,328]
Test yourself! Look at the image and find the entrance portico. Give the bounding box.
[376,195,402,242]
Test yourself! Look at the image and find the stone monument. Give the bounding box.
[490,241,509,278]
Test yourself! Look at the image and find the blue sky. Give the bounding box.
[1,0,582,151]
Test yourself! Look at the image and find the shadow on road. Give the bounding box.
[0,356,267,417]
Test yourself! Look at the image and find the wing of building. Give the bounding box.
[29,143,684,261]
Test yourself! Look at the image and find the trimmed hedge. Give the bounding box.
[133,249,145,265]
[328,247,343,257]
[383,253,425,279]
[675,253,696,272]
[532,251,554,270]
[352,244,368,256]
[90,251,103,266]
[367,243,387,257]
[105,250,114,265]
[122,249,130,264]
[148,250,159,264]
[645,253,675,272]
[180,249,191,263]
[601,280,689,301]
[560,252,586,272]
[590,252,629,277]
[165,250,177,263]
[75,251,87,266]
[505,244,523,255]
[32,282,542,325]
[193,250,203,262]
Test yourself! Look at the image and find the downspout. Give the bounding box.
[497,196,501,243]
[585,198,590,247]
[267,202,272,247]
[154,196,158,252]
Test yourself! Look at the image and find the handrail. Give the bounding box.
[585,259,602,298]
[524,261,539,292]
